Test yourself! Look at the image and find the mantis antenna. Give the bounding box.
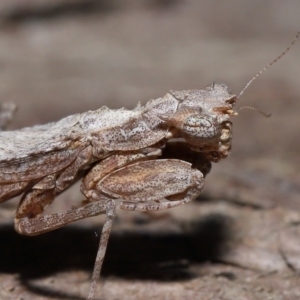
[238,32,299,100]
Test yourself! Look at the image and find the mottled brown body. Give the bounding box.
[0,83,235,299]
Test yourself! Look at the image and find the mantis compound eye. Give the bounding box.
[159,106,233,155]
[180,114,219,143]
[159,109,221,147]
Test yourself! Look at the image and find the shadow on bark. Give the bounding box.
[0,213,233,280]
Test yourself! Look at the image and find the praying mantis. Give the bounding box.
[0,33,298,299]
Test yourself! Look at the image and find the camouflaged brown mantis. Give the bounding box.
[0,33,298,300]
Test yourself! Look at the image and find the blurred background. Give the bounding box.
[0,1,300,299]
